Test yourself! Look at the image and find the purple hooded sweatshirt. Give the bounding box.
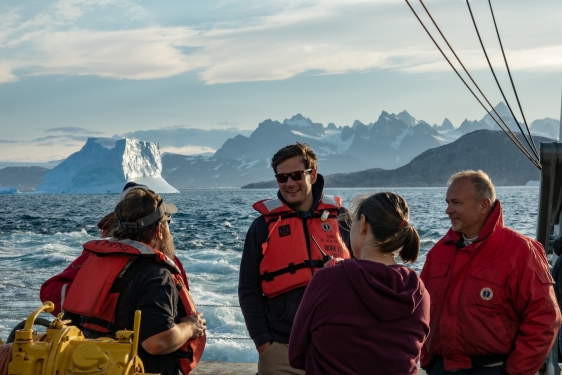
[288,258,430,375]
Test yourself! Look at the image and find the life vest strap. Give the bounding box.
[261,259,326,282]
[176,346,195,363]
[266,211,337,225]
[79,316,115,336]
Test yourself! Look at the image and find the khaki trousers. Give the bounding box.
[258,342,305,375]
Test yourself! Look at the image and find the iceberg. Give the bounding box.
[0,186,20,194]
[36,138,179,194]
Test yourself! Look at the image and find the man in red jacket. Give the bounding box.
[420,170,561,375]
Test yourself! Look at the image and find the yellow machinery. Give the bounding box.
[5,302,154,375]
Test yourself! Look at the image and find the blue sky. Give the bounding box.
[1,0,560,162]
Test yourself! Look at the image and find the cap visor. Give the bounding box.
[163,201,178,214]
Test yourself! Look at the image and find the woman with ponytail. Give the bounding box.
[288,192,430,375]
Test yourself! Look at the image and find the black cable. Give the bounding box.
[487,0,537,155]
[465,0,538,159]
[417,0,539,166]
[404,0,541,169]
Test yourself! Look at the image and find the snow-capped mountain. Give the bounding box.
[36,138,178,194]
[530,118,559,140]
[20,104,556,190]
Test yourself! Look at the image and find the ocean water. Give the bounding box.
[0,187,539,362]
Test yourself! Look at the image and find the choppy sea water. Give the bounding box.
[0,187,539,362]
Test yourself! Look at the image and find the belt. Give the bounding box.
[470,354,508,367]
[429,355,508,371]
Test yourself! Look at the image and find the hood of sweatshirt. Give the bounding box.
[342,258,426,321]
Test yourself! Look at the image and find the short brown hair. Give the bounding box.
[448,170,496,202]
[113,188,166,244]
[352,192,420,263]
[271,142,317,173]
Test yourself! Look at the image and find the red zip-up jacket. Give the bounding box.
[420,200,561,375]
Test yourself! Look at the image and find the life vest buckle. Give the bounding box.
[262,272,274,282]
[288,263,296,274]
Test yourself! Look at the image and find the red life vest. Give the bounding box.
[62,239,205,374]
[253,195,351,297]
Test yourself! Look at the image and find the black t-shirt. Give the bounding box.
[115,262,185,375]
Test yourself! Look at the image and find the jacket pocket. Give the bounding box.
[427,264,449,305]
[537,269,555,284]
[467,267,505,308]
[465,305,512,353]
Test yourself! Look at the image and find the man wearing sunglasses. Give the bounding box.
[238,142,352,375]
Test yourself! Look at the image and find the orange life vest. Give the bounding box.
[62,239,205,374]
[253,195,351,297]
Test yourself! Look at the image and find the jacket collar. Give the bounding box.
[442,199,504,245]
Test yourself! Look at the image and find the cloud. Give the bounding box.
[117,127,252,150]
[0,135,87,161]
[216,121,241,127]
[32,134,91,143]
[45,126,104,134]
[160,145,216,156]
[0,0,560,84]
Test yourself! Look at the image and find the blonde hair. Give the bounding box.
[448,170,496,202]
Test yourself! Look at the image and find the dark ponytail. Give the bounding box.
[353,192,420,263]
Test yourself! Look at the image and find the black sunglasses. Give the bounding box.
[275,169,312,183]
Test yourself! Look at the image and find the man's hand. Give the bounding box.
[257,341,271,354]
[180,312,207,339]
[142,312,206,355]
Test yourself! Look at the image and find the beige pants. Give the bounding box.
[258,342,305,375]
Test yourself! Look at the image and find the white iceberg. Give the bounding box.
[0,186,20,194]
[36,138,179,194]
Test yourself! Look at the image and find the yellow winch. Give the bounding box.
[4,302,156,375]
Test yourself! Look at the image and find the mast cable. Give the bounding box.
[465,0,538,158]
[416,0,539,166]
[404,0,540,169]
[487,0,537,154]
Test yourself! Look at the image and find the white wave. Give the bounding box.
[202,339,257,363]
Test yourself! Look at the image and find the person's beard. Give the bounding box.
[158,229,176,259]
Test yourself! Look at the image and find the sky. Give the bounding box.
[0,0,561,162]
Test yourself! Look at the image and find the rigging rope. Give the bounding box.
[465,0,538,158]
[487,0,536,154]
[0,344,11,375]
[404,0,541,170]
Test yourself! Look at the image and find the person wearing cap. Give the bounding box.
[40,182,189,316]
[238,142,352,375]
[420,170,561,375]
[41,187,206,374]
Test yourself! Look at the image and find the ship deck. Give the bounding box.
[192,361,428,374]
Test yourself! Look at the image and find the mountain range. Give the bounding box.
[243,130,547,188]
[160,103,555,188]
[0,103,557,191]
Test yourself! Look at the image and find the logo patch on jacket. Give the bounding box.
[480,287,493,301]
[321,223,332,232]
[278,225,291,237]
